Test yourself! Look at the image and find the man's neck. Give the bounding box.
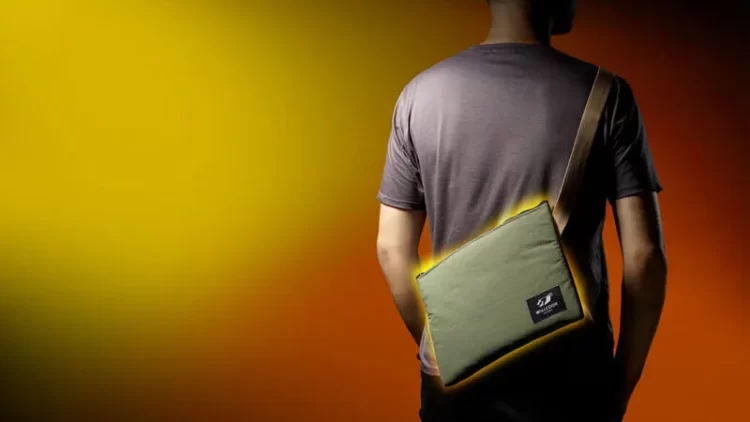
[481,27,549,46]
[481,2,551,46]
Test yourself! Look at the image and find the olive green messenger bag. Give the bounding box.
[416,67,614,388]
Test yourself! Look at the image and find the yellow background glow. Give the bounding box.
[1,1,748,421]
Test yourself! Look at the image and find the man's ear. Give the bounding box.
[550,0,577,35]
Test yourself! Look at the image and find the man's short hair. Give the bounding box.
[487,0,577,35]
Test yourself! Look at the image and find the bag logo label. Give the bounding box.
[527,285,567,324]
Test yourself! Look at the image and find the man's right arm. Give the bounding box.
[611,191,667,413]
[602,75,667,414]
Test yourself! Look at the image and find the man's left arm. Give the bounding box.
[376,204,426,346]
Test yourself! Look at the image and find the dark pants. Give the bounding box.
[417,331,625,422]
[419,371,623,422]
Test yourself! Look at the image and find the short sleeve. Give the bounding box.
[605,77,663,204]
[376,86,425,210]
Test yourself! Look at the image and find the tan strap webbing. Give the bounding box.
[552,67,614,235]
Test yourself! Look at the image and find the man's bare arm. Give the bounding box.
[612,192,668,411]
[376,204,426,346]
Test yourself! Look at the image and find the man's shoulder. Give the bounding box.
[396,52,472,97]
[542,50,638,118]
[550,50,634,100]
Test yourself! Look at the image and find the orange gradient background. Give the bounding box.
[1,0,748,420]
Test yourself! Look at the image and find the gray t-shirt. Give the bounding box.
[377,43,662,378]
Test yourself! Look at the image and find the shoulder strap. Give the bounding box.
[551,67,614,235]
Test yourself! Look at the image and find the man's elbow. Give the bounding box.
[376,241,392,268]
[376,238,402,268]
[623,243,668,296]
[376,238,417,272]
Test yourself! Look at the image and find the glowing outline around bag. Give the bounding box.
[409,192,595,393]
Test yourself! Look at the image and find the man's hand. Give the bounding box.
[611,192,668,413]
[376,204,427,346]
